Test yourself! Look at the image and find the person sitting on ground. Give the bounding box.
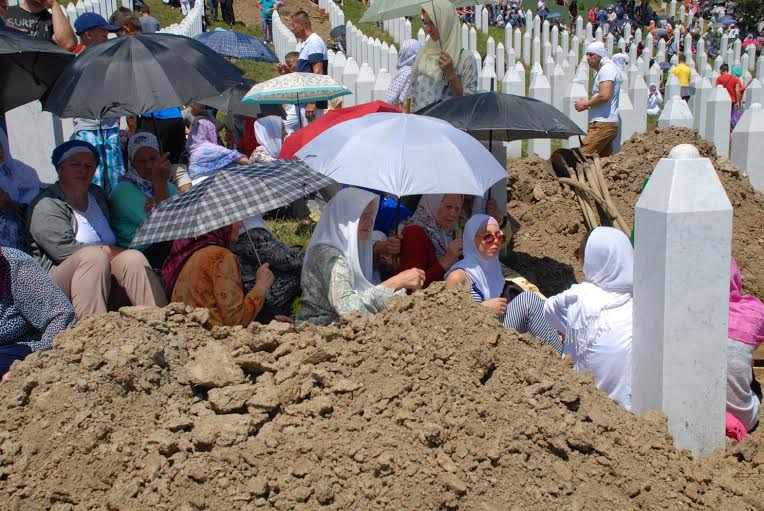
[138,5,160,33]
[186,102,249,182]
[446,215,562,352]
[385,39,423,110]
[544,227,633,410]
[231,216,304,317]
[407,0,478,112]
[250,116,284,163]
[297,188,425,326]
[27,141,168,319]
[646,82,663,116]
[109,133,178,267]
[399,194,464,289]
[726,256,763,434]
[161,224,276,327]
[0,247,76,380]
[0,127,40,250]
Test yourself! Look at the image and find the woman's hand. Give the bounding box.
[482,297,508,316]
[144,198,155,213]
[254,263,275,294]
[438,50,456,78]
[151,152,173,184]
[101,245,125,261]
[383,268,425,291]
[441,238,464,269]
[381,236,401,256]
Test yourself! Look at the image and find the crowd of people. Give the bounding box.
[0,0,762,439]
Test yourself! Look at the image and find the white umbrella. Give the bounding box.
[294,113,507,197]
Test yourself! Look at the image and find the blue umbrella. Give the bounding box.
[195,30,278,62]
[717,15,736,27]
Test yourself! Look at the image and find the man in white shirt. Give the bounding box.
[574,41,622,157]
[291,11,328,123]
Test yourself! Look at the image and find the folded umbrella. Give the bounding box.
[279,100,401,159]
[197,78,286,118]
[0,26,74,113]
[294,112,507,197]
[195,30,278,62]
[416,92,585,145]
[242,72,351,105]
[130,160,335,247]
[42,33,245,119]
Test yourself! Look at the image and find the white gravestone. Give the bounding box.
[692,77,712,136]
[341,57,360,107]
[528,74,552,158]
[632,143,731,458]
[705,85,732,159]
[629,75,648,134]
[502,68,524,157]
[744,78,762,107]
[613,91,636,153]
[562,81,588,149]
[658,95,694,128]
[731,103,764,193]
[372,69,391,102]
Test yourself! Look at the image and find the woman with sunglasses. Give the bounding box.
[446,215,562,352]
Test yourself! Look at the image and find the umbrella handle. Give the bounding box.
[243,227,262,266]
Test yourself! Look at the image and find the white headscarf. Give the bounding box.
[447,214,504,300]
[585,41,609,59]
[385,39,422,106]
[413,0,461,80]
[564,227,633,358]
[123,132,160,197]
[305,188,380,293]
[254,116,283,159]
[409,194,454,259]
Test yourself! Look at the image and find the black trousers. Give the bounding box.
[135,117,187,164]
[220,0,235,24]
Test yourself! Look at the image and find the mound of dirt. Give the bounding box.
[236,0,333,46]
[507,128,764,298]
[1,289,763,510]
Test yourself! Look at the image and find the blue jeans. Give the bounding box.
[262,16,272,42]
[208,0,218,19]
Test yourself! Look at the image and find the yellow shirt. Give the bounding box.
[672,63,692,87]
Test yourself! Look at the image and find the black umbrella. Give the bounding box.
[198,78,286,118]
[41,33,245,119]
[329,25,346,53]
[0,25,74,113]
[417,92,585,148]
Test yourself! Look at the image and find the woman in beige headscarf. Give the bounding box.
[408,0,478,112]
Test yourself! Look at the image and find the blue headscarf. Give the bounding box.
[51,140,100,169]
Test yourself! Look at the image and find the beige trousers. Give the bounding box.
[52,246,168,318]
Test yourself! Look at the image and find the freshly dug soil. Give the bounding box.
[1,288,764,510]
[507,128,764,298]
[236,0,333,46]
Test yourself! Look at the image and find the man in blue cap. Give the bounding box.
[73,12,120,54]
[70,12,125,194]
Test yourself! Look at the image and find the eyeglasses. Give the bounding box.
[479,231,507,245]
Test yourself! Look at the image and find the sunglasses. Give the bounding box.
[478,231,507,245]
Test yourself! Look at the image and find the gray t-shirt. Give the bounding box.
[589,60,622,123]
[139,15,161,34]
[72,117,120,132]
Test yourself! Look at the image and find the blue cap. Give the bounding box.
[74,13,120,35]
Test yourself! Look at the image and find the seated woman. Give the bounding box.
[109,133,178,267]
[1,247,76,380]
[297,188,425,326]
[161,224,275,327]
[250,116,284,163]
[446,215,562,352]
[27,141,168,319]
[230,216,304,317]
[186,102,250,182]
[544,227,633,410]
[726,256,763,434]
[0,127,41,250]
[399,194,463,288]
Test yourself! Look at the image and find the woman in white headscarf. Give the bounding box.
[251,116,285,163]
[544,227,633,410]
[109,132,178,266]
[385,39,423,109]
[447,215,562,352]
[408,0,478,112]
[297,188,425,326]
[646,82,663,116]
[0,127,41,250]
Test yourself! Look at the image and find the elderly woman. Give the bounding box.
[646,82,663,117]
[446,215,562,352]
[0,127,41,250]
[109,133,178,266]
[408,0,478,112]
[250,116,284,163]
[297,188,425,326]
[544,227,633,410]
[385,39,423,110]
[186,102,250,182]
[161,224,275,327]
[399,194,464,288]
[0,247,76,379]
[27,141,168,319]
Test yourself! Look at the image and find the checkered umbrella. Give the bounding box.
[130,160,334,247]
[195,30,278,62]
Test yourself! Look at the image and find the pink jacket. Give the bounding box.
[728,257,764,345]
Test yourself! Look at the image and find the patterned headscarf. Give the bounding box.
[122,132,160,197]
[385,39,422,106]
[409,194,460,259]
[161,225,234,294]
